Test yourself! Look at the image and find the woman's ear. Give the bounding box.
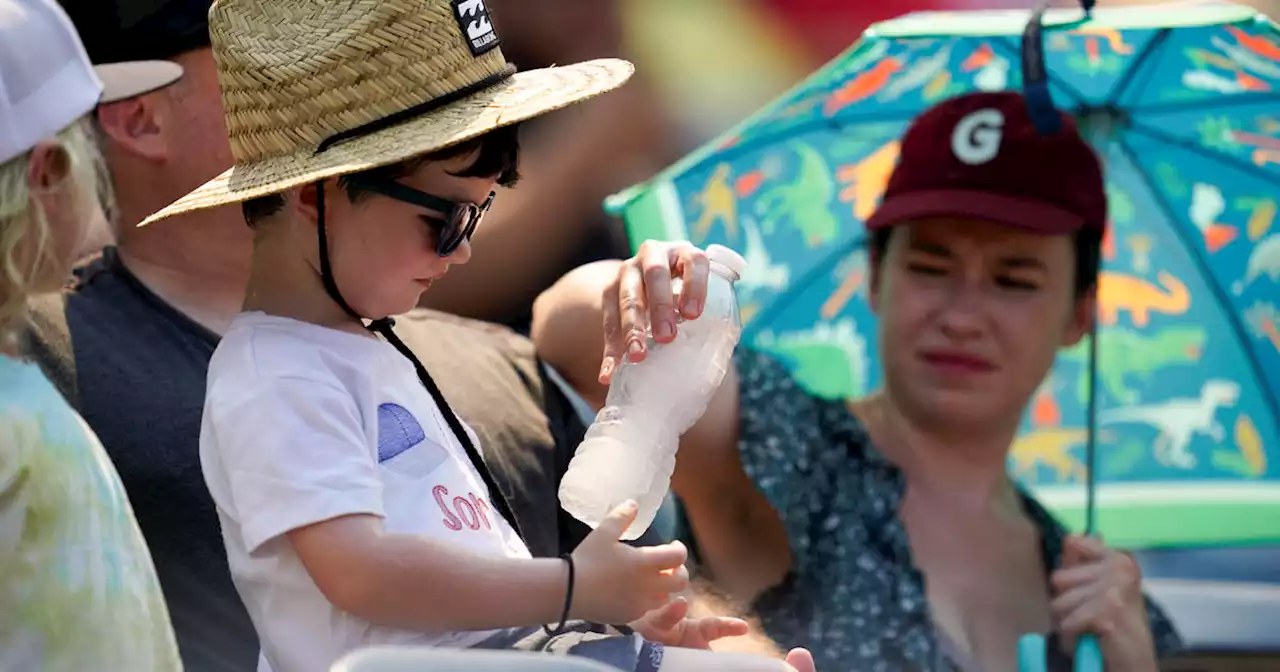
[1062,288,1096,347]
[26,141,71,191]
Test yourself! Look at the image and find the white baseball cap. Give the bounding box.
[0,0,182,164]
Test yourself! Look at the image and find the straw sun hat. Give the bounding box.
[140,0,634,226]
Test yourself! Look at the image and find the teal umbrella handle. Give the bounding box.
[1075,635,1104,672]
[1017,634,1047,671]
[1017,634,1104,672]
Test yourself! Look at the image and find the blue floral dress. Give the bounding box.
[720,348,1182,672]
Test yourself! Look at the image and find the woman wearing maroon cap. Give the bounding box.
[535,91,1181,671]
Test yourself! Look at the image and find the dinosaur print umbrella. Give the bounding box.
[606,2,1280,550]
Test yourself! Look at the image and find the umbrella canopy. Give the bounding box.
[606,1,1280,549]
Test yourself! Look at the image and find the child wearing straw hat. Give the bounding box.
[0,0,183,669]
[139,1,815,670]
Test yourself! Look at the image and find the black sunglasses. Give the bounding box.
[343,174,495,257]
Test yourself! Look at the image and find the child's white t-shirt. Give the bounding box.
[200,312,532,672]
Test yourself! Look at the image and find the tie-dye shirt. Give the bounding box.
[0,354,180,671]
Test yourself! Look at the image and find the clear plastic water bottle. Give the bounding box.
[559,244,747,540]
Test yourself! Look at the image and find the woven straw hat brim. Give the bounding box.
[140,58,634,227]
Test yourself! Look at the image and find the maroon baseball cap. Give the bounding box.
[865,91,1106,235]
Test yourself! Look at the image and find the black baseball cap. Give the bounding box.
[59,0,213,64]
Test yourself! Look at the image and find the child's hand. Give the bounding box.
[570,500,689,624]
[628,596,749,649]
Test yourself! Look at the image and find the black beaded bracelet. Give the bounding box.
[543,553,575,636]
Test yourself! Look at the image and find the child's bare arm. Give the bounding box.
[209,377,689,631]
[288,514,567,631]
[288,501,689,632]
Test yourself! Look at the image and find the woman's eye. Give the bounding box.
[908,263,947,276]
[996,277,1039,291]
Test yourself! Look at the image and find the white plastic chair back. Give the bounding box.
[331,646,618,672]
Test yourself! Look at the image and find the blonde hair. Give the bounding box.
[0,116,110,351]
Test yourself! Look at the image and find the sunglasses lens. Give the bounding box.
[462,207,481,238]
[437,206,477,257]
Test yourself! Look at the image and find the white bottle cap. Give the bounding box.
[706,244,747,278]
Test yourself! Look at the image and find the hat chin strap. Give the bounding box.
[306,65,525,542]
[315,184,365,323]
[312,182,524,540]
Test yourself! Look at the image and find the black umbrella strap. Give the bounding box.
[1021,0,1063,135]
[1021,0,1096,135]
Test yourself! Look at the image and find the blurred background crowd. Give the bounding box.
[425,0,1280,333]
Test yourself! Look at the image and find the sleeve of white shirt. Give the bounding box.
[206,375,384,553]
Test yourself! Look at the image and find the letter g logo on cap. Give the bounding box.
[951,108,1004,165]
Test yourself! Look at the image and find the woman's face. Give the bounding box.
[870,217,1094,429]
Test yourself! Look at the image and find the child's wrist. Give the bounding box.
[542,553,575,635]
[518,556,575,625]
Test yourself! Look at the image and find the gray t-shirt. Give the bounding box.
[23,248,613,671]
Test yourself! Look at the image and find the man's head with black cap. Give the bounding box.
[58,0,240,248]
[53,0,189,103]
[62,0,213,65]
[861,90,1104,431]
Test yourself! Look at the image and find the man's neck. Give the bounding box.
[858,392,1024,516]
[115,209,253,336]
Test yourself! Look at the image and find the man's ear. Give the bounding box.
[1062,288,1096,347]
[94,94,169,162]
